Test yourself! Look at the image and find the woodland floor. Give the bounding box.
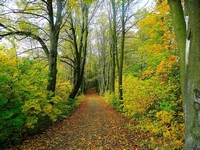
[11,88,149,150]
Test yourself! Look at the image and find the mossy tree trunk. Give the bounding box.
[110,0,117,93]
[184,0,200,148]
[168,0,200,149]
[168,0,186,97]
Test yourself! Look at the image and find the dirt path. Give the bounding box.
[15,88,144,150]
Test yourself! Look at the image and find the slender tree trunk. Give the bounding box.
[102,54,106,95]
[106,59,110,91]
[110,0,117,93]
[118,0,125,100]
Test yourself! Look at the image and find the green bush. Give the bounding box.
[0,48,83,148]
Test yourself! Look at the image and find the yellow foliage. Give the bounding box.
[135,114,185,149]
[22,100,42,115]
[155,111,174,124]
[116,0,183,149]
[109,73,184,149]
[56,79,72,98]
[103,92,115,105]
[25,116,38,129]
[43,104,53,115]
[121,75,157,117]
[156,55,179,76]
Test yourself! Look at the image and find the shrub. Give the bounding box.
[0,47,83,148]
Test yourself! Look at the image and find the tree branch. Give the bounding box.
[60,59,75,68]
[61,55,75,64]
[0,31,49,58]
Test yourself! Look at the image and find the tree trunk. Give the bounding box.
[102,55,106,95]
[69,5,89,99]
[169,0,200,149]
[46,0,62,93]
[118,0,125,100]
[69,49,82,99]
[168,0,186,100]
[47,33,58,92]
[184,0,200,149]
[110,0,117,93]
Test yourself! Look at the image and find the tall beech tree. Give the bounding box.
[168,0,200,149]
[67,3,89,99]
[62,0,101,99]
[0,0,67,93]
[109,0,117,93]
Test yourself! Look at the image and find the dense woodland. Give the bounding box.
[0,0,200,149]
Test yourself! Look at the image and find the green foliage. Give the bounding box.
[0,49,25,146]
[104,92,123,112]
[0,47,83,148]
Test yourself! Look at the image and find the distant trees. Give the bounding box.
[94,13,109,95]
[93,0,143,99]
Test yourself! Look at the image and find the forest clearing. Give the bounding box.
[0,0,200,149]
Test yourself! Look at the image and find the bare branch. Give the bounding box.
[0,30,49,58]
[61,55,75,64]
[60,59,75,68]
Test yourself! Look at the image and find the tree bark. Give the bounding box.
[69,5,89,99]
[184,0,200,149]
[110,0,117,93]
[46,0,62,92]
[47,30,59,92]
[118,0,125,100]
[168,0,186,100]
[168,0,200,149]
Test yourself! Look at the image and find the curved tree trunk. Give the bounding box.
[168,0,186,100]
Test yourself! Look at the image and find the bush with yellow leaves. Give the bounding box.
[0,47,83,147]
[120,74,184,149]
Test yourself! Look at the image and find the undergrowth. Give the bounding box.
[0,48,84,148]
[104,74,185,149]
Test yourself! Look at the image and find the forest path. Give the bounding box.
[15,88,145,150]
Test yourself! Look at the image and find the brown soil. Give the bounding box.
[12,88,146,150]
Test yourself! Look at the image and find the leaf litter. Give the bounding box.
[10,88,150,150]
